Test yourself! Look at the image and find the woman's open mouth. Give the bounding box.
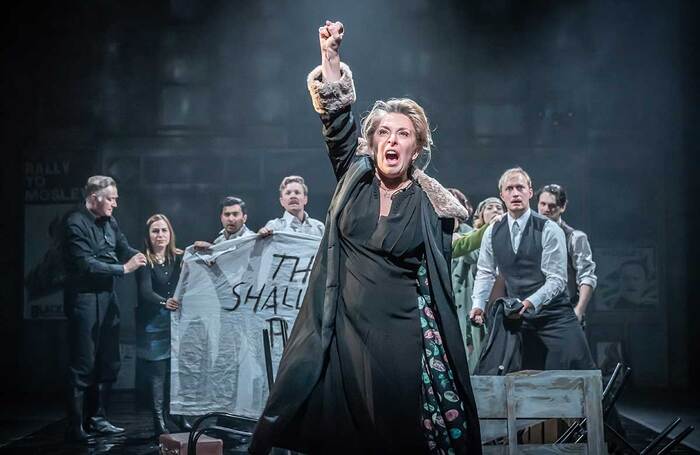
[384,149,400,165]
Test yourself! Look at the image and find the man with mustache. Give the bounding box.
[258,175,324,238]
[194,196,252,250]
[470,167,595,371]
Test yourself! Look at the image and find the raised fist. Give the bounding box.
[319,20,344,56]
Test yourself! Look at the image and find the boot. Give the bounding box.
[87,383,125,435]
[149,373,168,437]
[65,387,93,442]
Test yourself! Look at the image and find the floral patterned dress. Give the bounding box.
[294,173,468,454]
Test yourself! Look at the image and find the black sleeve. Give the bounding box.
[135,264,166,307]
[442,217,455,263]
[64,217,124,277]
[320,106,360,180]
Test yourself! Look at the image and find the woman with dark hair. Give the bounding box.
[250,21,481,454]
[135,214,182,437]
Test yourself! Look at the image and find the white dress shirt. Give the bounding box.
[560,219,598,289]
[264,211,325,237]
[213,225,253,244]
[471,209,568,312]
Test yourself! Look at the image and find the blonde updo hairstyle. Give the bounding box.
[473,197,505,229]
[360,98,433,171]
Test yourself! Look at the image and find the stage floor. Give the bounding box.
[0,390,697,454]
[618,389,700,453]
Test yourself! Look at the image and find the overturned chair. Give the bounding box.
[557,363,695,454]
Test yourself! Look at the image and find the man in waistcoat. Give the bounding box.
[536,184,597,325]
[470,168,595,370]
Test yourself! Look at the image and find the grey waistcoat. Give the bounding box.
[492,212,569,308]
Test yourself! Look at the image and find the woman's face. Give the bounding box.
[481,202,504,224]
[149,220,170,250]
[373,113,419,182]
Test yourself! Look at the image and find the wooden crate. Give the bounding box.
[472,370,604,454]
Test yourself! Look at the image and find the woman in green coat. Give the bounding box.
[451,197,505,371]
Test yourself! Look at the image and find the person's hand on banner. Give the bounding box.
[193,251,215,267]
[165,298,179,311]
[258,227,273,238]
[194,241,213,251]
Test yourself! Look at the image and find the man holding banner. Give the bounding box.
[194,196,253,251]
[258,175,324,238]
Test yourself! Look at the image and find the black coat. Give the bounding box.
[474,298,535,375]
[250,105,481,454]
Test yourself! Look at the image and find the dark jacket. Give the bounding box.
[474,298,536,375]
[250,63,481,454]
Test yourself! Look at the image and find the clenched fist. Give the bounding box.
[319,20,344,57]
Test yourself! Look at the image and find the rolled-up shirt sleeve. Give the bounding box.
[526,221,568,310]
[570,230,597,289]
[471,224,497,310]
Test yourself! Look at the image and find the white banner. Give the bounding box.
[170,232,321,418]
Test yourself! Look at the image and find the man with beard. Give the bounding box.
[194,196,252,250]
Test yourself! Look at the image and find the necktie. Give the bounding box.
[511,221,520,253]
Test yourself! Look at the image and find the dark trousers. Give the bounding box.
[521,303,596,371]
[66,290,121,389]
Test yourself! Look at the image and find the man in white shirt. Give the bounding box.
[194,196,253,251]
[470,167,595,370]
[536,184,597,324]
[258,176,324,238]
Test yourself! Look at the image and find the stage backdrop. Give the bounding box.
[170,231,321,418]
[23,152,97,319]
